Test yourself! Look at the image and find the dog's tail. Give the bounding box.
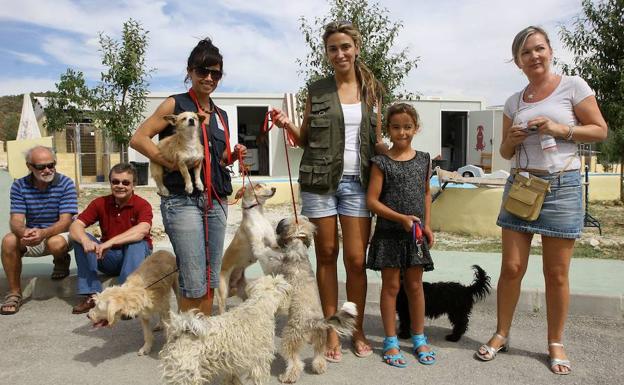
[310,301,357,337]
[469,265,491,302]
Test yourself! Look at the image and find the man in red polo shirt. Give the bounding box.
[69,163,153,314]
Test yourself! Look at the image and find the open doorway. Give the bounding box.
[441,111,468,171]
[237,106,270,176]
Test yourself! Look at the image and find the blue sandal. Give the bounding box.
[411,333,436,365]
[382,336,407,368]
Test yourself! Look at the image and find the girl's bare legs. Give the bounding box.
[311,216,341,360]
[380,268,404,364]
[542,235,574,374]
[339,214,372,356]
[404,266,433,360]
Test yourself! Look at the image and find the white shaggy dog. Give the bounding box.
[252,216,358,383]
[150,111,205,196]
[217,182,277,314]
[87,250,179,356]
[160,274,291,385]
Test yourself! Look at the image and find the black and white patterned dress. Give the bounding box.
[366,152,434,271]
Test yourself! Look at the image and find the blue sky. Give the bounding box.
[0,0,584,106]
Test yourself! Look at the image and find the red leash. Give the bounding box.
[189,88,235,297]
[264,111,299,224]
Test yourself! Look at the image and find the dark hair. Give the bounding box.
[322,22,384,108]
[185,38,223,83]
[109,163,137,184]
[385,103,420,132]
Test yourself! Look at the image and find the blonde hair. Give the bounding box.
[385,103,420,132]
[323,21,384,108]
[511,26,552,66]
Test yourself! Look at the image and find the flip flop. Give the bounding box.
[324,345,343,363]
[51,254,71,280]
[352,338,373,358]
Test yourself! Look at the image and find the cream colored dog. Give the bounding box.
[160,274,291,385]
[217,182,277,314]
[251,216,358,383]
[151,111,205,196]
[87,250,179,356]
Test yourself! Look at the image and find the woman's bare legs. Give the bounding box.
[311,216,341,360]
[542,235,574,374]
[478,228,532,358]
[339,214,372,356]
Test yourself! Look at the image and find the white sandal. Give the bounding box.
[548,342,571,375]
[476,333,509,361]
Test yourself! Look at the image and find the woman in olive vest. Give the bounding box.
[271,21,387,361]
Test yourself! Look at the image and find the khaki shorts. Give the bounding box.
[23,232,73,258]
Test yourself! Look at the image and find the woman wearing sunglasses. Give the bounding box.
[130,38,246,316]
[271,21,388,361]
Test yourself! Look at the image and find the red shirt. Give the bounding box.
[77,194,153,249]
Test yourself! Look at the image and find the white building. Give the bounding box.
[130,92,508,178]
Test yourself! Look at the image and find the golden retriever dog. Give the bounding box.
[151,111,205,196]
[217,182,277,314]
[160,274,292,385]
[87,250,179,356]
[252,216,358,383]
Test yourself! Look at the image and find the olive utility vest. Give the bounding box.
[299,77,377,194]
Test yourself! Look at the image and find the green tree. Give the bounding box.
[297,0,419,111]
[559,0,624,201]
[0,112,19,142]
[92,18,152,162]
[44,68,92,133]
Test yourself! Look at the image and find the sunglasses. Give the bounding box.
[110,179,132,186]
[29,162,56,171]
[194,67,223,80]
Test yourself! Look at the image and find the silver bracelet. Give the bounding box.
[565,125,575,141]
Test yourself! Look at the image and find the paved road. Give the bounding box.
[1,298,622,385]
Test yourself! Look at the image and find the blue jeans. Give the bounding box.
[161,194,227,298]
[73,234,151,295]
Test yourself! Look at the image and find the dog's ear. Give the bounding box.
[106,299,120,325]
[234,186,245,200]
[163,114,177,126]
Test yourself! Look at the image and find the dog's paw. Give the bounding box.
[184,184,194,194]
[137,345,152,356]
[158,187,170,197]
[311,356,327,374]
[195,181,204,192]
[278,373,299,384]
[445,334,462,342]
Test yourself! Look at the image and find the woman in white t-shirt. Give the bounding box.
[475,26,607,375]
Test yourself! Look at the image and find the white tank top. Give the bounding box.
[503,75,594,172]
[342,103,362,175]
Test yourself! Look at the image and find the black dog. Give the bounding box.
[397,265,491,342]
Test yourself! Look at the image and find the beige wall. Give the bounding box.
[7,137,54,179]
[431,187,503,237]
[587,174,620,201]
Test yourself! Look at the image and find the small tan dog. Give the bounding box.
[251,216,358,383]
[217,182,277,314]
[160,274,292,385]
[87,250,179,356]
[151,111,205,196]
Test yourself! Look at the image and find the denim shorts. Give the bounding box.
[160,194,228,297]
[300,175,370,218]
[497,170,583,239]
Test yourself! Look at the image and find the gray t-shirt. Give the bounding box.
[503,75,594,171]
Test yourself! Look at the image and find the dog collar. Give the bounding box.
[242,203,259,210]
